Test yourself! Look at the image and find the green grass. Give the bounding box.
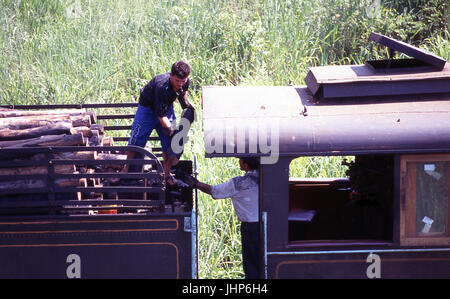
[1,0,448,278]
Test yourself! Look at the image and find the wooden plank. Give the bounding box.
[406,161,417,237]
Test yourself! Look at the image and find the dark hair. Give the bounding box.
[171,61,190,79]
[241,157,260,170]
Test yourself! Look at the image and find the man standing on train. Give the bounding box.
[114,61,195,186]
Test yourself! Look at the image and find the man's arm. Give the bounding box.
[177,79,194,111]
[178,92,191,110]
[185,176,211,195]
[195,180,212,195]
[158,115,173,136]
[186,176,236,199]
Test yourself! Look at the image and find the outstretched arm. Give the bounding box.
[194,180,212,195]
[186,175,238,200]
[185,176,212,195]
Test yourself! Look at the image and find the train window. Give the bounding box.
[288,155,394,244]
[400,154,450,246]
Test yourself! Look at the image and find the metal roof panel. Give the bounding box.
[305,62,450,99]
[369,32,447,69]
[305,33,450,99]
[202,86,450,158]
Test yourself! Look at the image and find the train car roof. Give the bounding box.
[202,33,450,159]
[201,85,450,158]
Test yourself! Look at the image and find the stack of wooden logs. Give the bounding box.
[0,108,128,203]
[0,108,113,147]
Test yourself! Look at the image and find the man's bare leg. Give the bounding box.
[163,152,179,186]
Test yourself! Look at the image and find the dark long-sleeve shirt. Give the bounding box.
[138,72,191,117]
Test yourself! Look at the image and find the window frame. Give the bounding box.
[400,154,450,246]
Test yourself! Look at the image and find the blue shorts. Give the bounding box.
[128,104,175,155]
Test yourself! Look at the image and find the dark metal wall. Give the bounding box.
[0,214,193,278]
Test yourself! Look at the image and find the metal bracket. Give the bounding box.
[184,216,192,232]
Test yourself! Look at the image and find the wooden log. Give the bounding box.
[70,126,92,137]
[0,164,75,176]
[88,130,100,146]
[38,133,85,147]
[53,151,98,160]
[69,115,92,127]
[96,153,128,160]
[0,176,88,189]
[102,136,114,146]
[86,111,97,124]
[0,109,87,118]
[55,178,86,187]
[70,125,104,137]
[0,179,45,190]
[0,114,91,130]
[89,124,104,134]
[0,119,63,130]
[0,133,85,148]
[0,121,73,141]
[96,153,128,170]
[20,151,97,162]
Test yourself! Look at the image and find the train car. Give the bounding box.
[0,103,198,278]
[201,33,450,278]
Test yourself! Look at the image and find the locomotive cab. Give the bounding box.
[202,33,450,278]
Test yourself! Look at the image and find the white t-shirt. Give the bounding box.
[210,170,259,222]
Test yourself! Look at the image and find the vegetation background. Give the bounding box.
[1,0,448,278]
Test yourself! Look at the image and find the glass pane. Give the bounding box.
[415,162,448,236]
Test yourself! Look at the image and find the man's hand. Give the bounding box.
[159,116,174,136]
[162,126,173,136]
[184,175,198,188]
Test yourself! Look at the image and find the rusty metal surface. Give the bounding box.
[202,85,450,158]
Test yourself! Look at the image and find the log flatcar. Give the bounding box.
[0,103,197,278]
[202,33,450,278]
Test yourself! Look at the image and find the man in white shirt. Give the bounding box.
[186,157,260,279]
